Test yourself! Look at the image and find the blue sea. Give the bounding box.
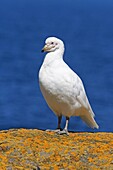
[0,0,113,132]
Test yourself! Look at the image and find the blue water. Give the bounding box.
[0,0,113,132]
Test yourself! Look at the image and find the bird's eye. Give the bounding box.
[51,42,54,45]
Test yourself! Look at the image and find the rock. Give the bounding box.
[0,129,113,169]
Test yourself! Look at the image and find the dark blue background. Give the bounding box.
[0,0,113,132]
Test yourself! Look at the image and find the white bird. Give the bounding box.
[39,37,99,135]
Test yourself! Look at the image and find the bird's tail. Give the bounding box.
[81,113,99,129]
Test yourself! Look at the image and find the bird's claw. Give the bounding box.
[57,129,69,135]
[46,129,61,133]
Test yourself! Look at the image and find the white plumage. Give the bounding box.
[39,37,99,135]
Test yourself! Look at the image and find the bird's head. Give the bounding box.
[41,37,64,54]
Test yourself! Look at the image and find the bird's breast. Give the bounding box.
[39,65,77,106]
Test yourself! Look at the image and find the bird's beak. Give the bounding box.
[41,44,50,52]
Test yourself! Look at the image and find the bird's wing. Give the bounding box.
[75,77,99,129]
[57,61,95,117]
[74,76,95,117]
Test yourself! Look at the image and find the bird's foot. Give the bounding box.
[46,128,61,133]
[57,129,69,135]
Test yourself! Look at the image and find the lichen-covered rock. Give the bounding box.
[0,129,113,169]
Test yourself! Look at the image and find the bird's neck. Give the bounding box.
[43,49,64,65]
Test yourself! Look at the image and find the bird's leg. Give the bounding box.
[46,115,62,132]
[57,115,62,131]
[58,117,69,135]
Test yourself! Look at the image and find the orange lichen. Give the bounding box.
[0,129,113,169]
